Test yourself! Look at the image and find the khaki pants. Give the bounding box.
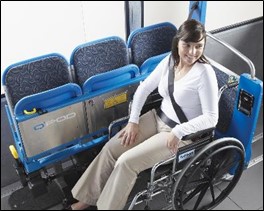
[72,109,190,210]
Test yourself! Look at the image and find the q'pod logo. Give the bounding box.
[33,112,76,131]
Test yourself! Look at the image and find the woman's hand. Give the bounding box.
[119,122,139,147]
[167,132,180,154]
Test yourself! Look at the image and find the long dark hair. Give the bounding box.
[171,19,209,66]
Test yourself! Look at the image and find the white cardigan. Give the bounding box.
[129,54,219,139]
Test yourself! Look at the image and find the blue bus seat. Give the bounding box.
[70,36,140,135]
[82,64,141,134]
[83,64,140,93]
[14,83,87,159]
[2,54,90,173]
[140,52,170,75]
[127,22,177,70]
[70,36,129,86]
[14,83,82,116]
[2,53,71,109]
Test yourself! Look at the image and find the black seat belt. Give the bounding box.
[168,66,188,123]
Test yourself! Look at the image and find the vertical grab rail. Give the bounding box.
[206,32,256,80]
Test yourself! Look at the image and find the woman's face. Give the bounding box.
[178,38,205,66]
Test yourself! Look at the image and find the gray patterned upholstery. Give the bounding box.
[128,22,177,67]
[4,54,70,107]
[71,37,129,86]
[213,66,237,133]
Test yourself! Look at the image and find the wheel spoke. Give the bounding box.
[193,184,210,210]
[209,181,215,202]
[183,183,206,204]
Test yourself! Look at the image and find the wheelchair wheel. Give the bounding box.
[172,138,245,210]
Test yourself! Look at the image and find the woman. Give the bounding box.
[66,19,219,210]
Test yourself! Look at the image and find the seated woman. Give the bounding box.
[65,19,218,210]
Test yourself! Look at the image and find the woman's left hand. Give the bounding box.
[118,122,139,147]
[167,132,180,154]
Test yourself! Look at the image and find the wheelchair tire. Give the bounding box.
[172,138,245,210]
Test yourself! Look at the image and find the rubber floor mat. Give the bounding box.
[8,182,63,210]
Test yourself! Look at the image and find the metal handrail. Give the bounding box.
[206,32,256,79]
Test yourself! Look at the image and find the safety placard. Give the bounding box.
[104,92,128,109]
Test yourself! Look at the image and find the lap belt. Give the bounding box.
[156,108,178,128]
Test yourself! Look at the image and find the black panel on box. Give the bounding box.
[237,89,254,116]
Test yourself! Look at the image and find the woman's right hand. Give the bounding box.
[118,122,139,147]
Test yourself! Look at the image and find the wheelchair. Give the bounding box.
[110,74,245,210]
[2,23,263,210]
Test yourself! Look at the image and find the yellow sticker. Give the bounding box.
[104,92,128,109]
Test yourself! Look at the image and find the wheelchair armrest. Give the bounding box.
[181,127,215,141]
[108,116,129,139]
